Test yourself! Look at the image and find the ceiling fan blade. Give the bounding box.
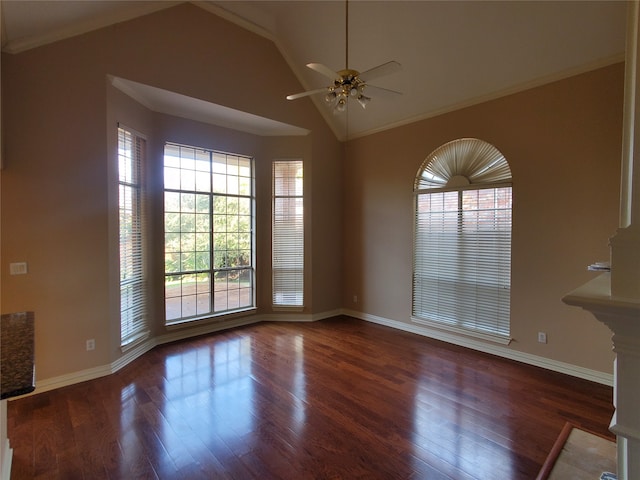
[359,61,402,82]
[306,63,340,80]
[366,84,403,96]
[286,87,330,101]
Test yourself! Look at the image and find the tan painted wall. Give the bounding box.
[1,3,342,382]
[0,1,622,384]
[343,63,623,374]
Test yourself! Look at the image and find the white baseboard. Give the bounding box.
[1,439,12,480]
[11,308,612,399]
[14,310,338,397]
[23,316,262,397]
[33,364,114,394]
[259,309,342,323]
[342,309,613,386]
[111,337,157,374]
[311,309,343,321]
[156,315,261,346]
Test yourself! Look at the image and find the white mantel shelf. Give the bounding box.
[563,272,640,480]
[563,272,640,318]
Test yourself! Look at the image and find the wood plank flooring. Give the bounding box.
[7,316,614,479]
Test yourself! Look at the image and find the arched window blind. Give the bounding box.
[412,138,512,342]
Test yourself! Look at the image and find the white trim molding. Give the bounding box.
[1,400,11,480]
[26,315,263,397]
[411,316,512,346]
[564,273,640,478]
[8,307,612,400]
[2,2,182,54]
[259,309,342,323]
[343,309,613,386]
[1,439,11,480]
[11,309,342,398]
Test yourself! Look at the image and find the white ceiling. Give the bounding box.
[1,1,628,140]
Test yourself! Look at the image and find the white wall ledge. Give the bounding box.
[563,273,640,317]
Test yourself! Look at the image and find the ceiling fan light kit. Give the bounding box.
[323,68,371,113]
[286,1,401,114]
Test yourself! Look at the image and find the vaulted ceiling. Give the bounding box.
[1,1,628,140]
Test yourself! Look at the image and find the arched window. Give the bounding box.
[412,138,512,343]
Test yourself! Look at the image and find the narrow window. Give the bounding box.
[118,126,148,347]
[272,160,304,307]
[412,138,512,342]
[164,143,255,324]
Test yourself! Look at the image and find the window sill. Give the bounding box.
[411,316,512,346]
[120,330,151,353]
[165,307,257,330]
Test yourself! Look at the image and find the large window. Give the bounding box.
[164,143,254,324]
[272,160,304,307]
[412,138,512,342]
[118,126,148,347]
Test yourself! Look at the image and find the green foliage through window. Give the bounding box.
[164,143,254,323]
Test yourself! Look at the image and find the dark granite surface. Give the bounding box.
[1,311,35,399]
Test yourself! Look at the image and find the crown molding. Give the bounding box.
[348,53,625,141]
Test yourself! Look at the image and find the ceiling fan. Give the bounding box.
[286,0,402,113]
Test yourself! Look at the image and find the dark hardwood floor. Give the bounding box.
[7,316,614,479]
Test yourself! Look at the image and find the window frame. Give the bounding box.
[163,143,256,325]
[412,138,513,344]
[272,159,304,309]
[117,125,149,349]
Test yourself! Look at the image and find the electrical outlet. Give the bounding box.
[9,262,28,275]
[538,332,547,344]
[86,339,95,351]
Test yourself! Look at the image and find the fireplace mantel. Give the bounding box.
[564,273,640,480]
[564,273,640,319]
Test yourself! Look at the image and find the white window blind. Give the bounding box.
[118,126,148,347]
[412,139,512,342]
[272,160,304,307]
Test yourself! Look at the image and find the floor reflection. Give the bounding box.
[276,334,307,434]
[7,318,613,479]
[412,359,517,479]
[117,383,146,477]
[109,330,311,470]
[161,336,255,442]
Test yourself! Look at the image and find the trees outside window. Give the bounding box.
[163,143,254,324]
